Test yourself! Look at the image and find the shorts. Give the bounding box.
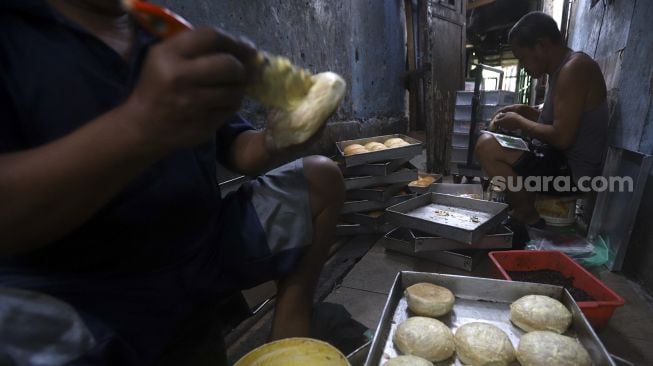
[0,159,313,366]
[512,144,576,195]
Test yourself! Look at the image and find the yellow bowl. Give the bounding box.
[234,337,350,366]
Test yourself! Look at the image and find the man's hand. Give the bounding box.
[126,27,257,153]
[496,104,541,121]
[490,111,524,132]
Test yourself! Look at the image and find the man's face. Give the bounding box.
[512,42,547,78]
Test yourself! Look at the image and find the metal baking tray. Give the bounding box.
[341,193,414,215]
[341,157,412,177]
[430,183,483,199]
[385,225,513,252]
[385,193,509,244]
[336,222,396,236]
[347,183,409,202]
[342,210,387,227]
[406,173,444,195]
[337,134,423,168]
[364,272,616,366]
[344,169,417,191]
[378,235,483,272]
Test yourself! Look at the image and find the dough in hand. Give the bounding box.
[510,295,572,333]
[364,141,388,151]
[404,283,455,317]
[393,316,455,362]
[517,331,591,366]
[344,144,367,155]
[454,322,515,366]
[385,355,433,366]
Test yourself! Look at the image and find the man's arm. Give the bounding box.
[0,28,252,256]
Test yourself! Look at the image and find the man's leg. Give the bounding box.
[475,134,540,224]
[270,155,345,340]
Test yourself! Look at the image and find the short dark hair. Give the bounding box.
[509,12,562,47]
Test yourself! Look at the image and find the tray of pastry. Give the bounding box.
[341,210,387,227]
[344,168,417,191]
[341,192,414,215]
[385,193,508,244]
[407,173,444,195]
[347,183,410,202]
[340,156,412,177]
[365,271,615,366]
[337,134,423,168]
[384,226,513,252]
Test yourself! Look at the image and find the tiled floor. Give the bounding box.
[325,239,653,365]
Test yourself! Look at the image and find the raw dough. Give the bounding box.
[454,322,515,366]
[404,283,455,317]
[517,331,591,366]
[510,295,572,333]
[344,144,367,155]
[393,316,455,362]
[385,355,434,366]
[364,141,388,151]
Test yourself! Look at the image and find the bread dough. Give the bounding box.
[454,322,516,366]
[393,316,455,362]
[404,283,455,317]
[510,295,572,333]
[410,176,436,187]
[384,137,406,147]
[364,141,388,151]
[385,355,434,366]
[517,331,591,366]
[344,144,367,155]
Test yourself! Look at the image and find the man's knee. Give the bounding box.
[474,134,499,163]
[302,155,345,211]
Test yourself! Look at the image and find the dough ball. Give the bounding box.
[404,283,455,317]
[510,295,572,333]
[517,331,591,366]
[454,322,515,366]
[343,144,368,155]
[385,355,433,366]
[364,141,388,151]
[393,316,455,362]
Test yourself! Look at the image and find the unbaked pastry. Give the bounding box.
[510,295,572,333]
[343,144,367,155]
[385,355,434,366]
[393,316,455,362]
[364,141,388,151]
[404,283,455,317]
[454,322,515,366]
[517,331,591,366]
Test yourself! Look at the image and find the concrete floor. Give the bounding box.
[324,238,653,365]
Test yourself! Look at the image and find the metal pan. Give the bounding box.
[378,233,483,271]
[364,271,616,366]
[341,157,412,177]
[347,183,409,202]
[337,134,423,167]
[383,226,512,252]
[385,193,508,244]
[344,169,417,191]
[406,173,444,195]
[336,222,396,236]
[429,183,483,198]
[341,193,414,215]
[341,211,387,227]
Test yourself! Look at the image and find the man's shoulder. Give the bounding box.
[561,52,601,77]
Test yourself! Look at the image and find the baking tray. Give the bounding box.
[385,225,513,252]
[336,222,396,236]
[342,210,387,227]
[385,193,509,244]
[337,134,423,168]
[378,235,483,271]
[407,173,444,195]
[347,183,409,202]
[341,157,412,177]
[430,183,483,199]
[364,271,616,366]
[341,193,414,215]
[344,169,417,191]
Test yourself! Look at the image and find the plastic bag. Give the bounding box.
[525,227,594,256]
[577,235,610,268]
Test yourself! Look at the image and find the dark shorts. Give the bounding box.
[0,160,313,366]
[512,145,576,195]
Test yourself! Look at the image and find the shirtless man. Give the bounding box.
[475,12,608,238]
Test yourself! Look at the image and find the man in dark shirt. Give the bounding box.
[0,0,345,364]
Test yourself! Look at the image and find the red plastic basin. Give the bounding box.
[488,250,625,329]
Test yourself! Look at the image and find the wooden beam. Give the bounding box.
[467,0,496,10]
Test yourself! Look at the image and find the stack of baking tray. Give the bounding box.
[334,134,423,237]
[380,187,512,271]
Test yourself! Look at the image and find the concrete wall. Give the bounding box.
[159,0,408,153]
[569,0,653,292]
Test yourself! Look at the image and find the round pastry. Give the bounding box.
[404,283,455,317]
[517,331,591,366]
[510,295,572,333]
[454,322,516,366]
[385,355,433,366]
[343,144,367,155]
[364,141,388,151]
[393,316,455,362]
[383,137,407,147]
